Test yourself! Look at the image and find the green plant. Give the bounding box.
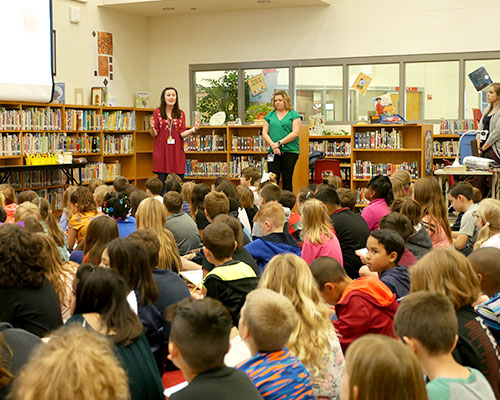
[196,71,249,123]
[246,103,272,121]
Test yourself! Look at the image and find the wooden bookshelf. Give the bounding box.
[308,133,352,185]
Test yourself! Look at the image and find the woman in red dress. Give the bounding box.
[149,87,200,193]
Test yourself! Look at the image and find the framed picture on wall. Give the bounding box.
[91,87,104,106]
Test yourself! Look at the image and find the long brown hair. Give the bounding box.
[70,187,97,213]
[83,215,119,265]
[159,87,181,120]
[0,333,13,391]
[32,197,65,247]
[485,82,500,116]
[413,177,452,241]
[344,335,428,400]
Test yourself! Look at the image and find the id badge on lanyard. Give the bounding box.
[167,119,175,145]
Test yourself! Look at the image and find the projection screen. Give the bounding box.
[0,0,54,103]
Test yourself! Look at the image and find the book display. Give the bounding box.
[432,119,472,171]
[0,102,156,210]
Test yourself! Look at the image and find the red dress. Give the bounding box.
[152,108,186,174]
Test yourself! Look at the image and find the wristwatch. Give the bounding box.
[277,140,282,146]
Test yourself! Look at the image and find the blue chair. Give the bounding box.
[458,131,478,164]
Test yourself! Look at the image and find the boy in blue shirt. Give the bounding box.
[394,291,495,400]
[237,288,314,400]
[364,229,410,300]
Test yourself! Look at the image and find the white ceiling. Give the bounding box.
[98,0,331,18]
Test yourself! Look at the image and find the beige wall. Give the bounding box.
[53,0,149,106]
[148,0,500,122]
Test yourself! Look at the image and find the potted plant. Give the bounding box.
[246,103,272,122]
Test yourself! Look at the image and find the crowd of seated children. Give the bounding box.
[17,190,38,204]
[341,334,428,400]
[468,247,500,345]
[448,181,478,255]
[252,183,283,238]
[0,183,17,223]
[452,187,482,233]
[473,198,500,250]
[315,185,369,279]
[129,189,149,217]
[379,212,418,267]
[260,253,345,400]
[9,325,129,400]
[336,187,356,211]
[411,248,500,396]
[215,178,240,216]
[310,256,398,352]
[191,183,211,231]
[394,291,496,400]
[390,168,412,201]
[102,191,136,237]
[362,229,410,300]
[326,174,342,189]
[237,184,257,233]
[93,183,112,213]
[0,224,63,337]
[67,186,100,250]
[164,191,201,255]
[413,177,452,248]
[67,265,164,400]
[200,222,259,326]
[78,215,119,265]
[145,176,164,203]
[113,176,129,193]
[59,185,78,232]
[136,197,182,272]
[361,175,393,231]
[237,288,315,400]
[240,166,261,205]
[300,199,343,266]
[165,174,190,214]
[391,197,433,259]
[181,180,195,211]
[129,229,191,373]
[13,201,39,224]
[166,297,264,400]
[279,190,302,242]
[245,201,300,273]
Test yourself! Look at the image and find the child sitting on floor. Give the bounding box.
[237,288,314,400]
[361,175,393,231]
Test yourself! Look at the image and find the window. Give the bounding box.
[465,60,500,119]
[195,70,238,123]
[348,64,399,121]
[295,66,343,123]
[405,61,459,120]
[244,68,289,122]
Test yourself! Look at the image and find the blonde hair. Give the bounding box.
[94,184,113,207]
[181,181,195,207]
[271,90,293,111]
[301,199,334,245]
[474,198,500,249]
[62,186,78,220]
[237,185,254,209]
[14,202,40,223]
[0,192,5,210]
[344,335,428,400]
[410,248,482,310]
[413,177,452,241]
[326,175,342,189]
[391,169,412,200]
[259,253,336,375]
[10,325,129,400]
[485,82,500,115]
[0,184,15,204]
[32,197,65,248]
[254,201,285,230]
[135,197,181,272]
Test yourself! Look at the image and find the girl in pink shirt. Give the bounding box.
[361,175,393,231]
[301,199,343,266]
[413,177,452,248]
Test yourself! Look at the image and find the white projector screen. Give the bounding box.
[0,0,54,103]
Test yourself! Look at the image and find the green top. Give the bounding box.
[265,110,301,154]
[426,368,495,400]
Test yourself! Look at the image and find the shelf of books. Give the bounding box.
[351,124,432,207]
[0,102,156,209]
[431,119,473,171]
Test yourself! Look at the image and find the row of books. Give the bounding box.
[39,188,64,210]
[23,170,65,188]
[352,161,419,179]
[103,135,134,155]
[81,162,121,183]
[228,156,267,178]
[21,133,102,155]
[440,119,474,134]
[185,160,228,177]
[65,109,101,131]
[433,141,458,157]
[354,129,403,149]
[231,136,266,152]
[355,187,369,205]
[316,167,351,181]
[102,111,135,131]
[0,108,21,130]
[22,107,62,131]
[184,135,226,151]
[309,141,351,157]
[0,133,21,156]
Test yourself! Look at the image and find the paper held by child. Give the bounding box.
[179,270,203,287]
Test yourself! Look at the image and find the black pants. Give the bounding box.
[268,152,299,192]
[471,148,500,198]
[157,172,184,196]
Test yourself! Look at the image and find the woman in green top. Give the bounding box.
[262,90,302,192]
[66,265,164,400]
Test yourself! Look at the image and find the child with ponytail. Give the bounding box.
[474,198,500,250]
[361,175,393,231]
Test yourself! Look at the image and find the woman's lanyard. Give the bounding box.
[163,115,175,144]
